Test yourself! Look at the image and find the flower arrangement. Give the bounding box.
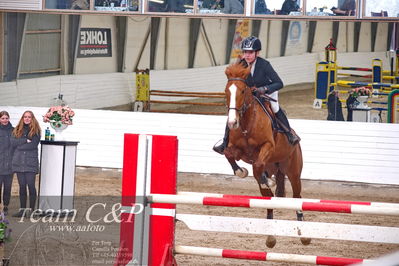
[43,105,75,126]
[349,86,372,98]
[0,209,11,244]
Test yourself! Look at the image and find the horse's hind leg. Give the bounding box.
[226,157,248,178]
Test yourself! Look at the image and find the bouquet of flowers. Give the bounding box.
[0,207,11,244]
[349,86,372,98]
[43,105,75,125]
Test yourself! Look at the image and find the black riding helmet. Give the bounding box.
[241,36,262,51]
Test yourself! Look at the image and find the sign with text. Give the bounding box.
[78,28,112,58]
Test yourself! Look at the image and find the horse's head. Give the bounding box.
[224,62,251,129]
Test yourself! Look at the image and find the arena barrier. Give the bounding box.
[149,89,225,115]
[114,134,399,266]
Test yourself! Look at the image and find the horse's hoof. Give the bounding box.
[300,237,311,245]
[266,236,276,248]
[235,167,248,178]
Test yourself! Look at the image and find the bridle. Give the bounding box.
[227,78,252,116]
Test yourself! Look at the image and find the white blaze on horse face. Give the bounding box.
[227,83,239,129]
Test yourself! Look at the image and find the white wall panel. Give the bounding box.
[358,22,372,52]
[375,23,389,52]
[2,106,399,185]
[201,19,230,66]
[163,18,191,69]
[124,17,151,72]
[0,73,131,109]
[312,21,333,52]
[266,20,283,58]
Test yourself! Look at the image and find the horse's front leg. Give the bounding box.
[253,166,276,248]
[255,141,275,167]
[225,153,248,178]
[254,141,276,188]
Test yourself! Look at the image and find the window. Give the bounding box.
[45,0,90,10]
[364,0,398,17]
[147,0,193,13]
[94,0,139,12]
[19,14,62,79]
[306,0,356,16]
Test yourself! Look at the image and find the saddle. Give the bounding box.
[253,95,283,133]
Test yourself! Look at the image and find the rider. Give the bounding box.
[213,36,300,155]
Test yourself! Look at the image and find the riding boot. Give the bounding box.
[213,124,230,155]
[275,109,300,145]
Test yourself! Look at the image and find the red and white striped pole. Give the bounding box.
[149,192,399,216]
[175,246,369,266]
[115,134,178,266]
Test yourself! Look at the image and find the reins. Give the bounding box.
[227,77,277,130]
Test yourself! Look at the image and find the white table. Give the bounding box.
[38,140,79,216]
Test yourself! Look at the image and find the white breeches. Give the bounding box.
[268,91,280,113]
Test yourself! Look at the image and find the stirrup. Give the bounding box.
[212,139,225,155]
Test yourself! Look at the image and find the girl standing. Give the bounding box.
[0,111,14,215]
[11,111,41,217]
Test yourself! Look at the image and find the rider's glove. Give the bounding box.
[252,86,268,97]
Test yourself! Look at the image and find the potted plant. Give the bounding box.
[349,86,371,108]
[43,105,75,140]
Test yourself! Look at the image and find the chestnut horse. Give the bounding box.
[223,62,310,248]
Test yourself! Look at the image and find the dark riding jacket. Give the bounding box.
[245,57,284,95]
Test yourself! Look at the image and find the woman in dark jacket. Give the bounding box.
[11,110,41,217]
[0,111,14,215]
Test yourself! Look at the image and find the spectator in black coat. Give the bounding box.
[327,91,344,121]
[11,110,41,218]
[255,0,272,14]
[280,0,300,15]
[0,111,14,215]
[331,0,356,16]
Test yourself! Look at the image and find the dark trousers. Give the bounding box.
[16,172,37,210]
[0,174,13,206]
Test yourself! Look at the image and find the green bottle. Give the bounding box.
[45,127,50,141]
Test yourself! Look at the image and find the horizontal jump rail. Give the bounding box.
[149,192,399,216]
[149,110,225,115]
[150,100,225,106]
[175,246,370,266]
[177,191,398,207]
[150,89,225,96]
[337,66,372,72]
[150,92,225,98]
[337,73,372,78]
[334,81,399,88]
[175,214,399,244]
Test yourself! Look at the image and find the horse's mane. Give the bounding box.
[225,62,250,79]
